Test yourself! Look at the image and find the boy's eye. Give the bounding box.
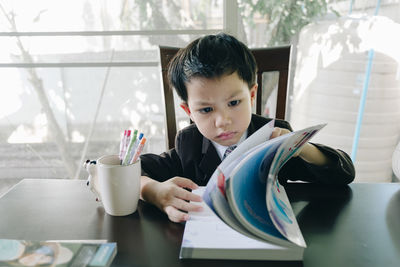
[199,107,213,114]
[228,100,240,107]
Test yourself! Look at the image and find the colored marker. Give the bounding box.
[127,133,143,162]
[122,130,138,165]
[118,130,127,163]
[122,130,131,161]
[130,137,146,164]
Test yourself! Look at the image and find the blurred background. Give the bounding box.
[0,0,399,195]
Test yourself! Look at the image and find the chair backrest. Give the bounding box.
[159,45,291,149]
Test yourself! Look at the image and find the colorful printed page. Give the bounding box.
[201,120,275,241]
[208,178,263,241]
[203,120,275,210]
[180,188,304,260]
[224,124,324,247]
[266,178,306,247]
[266,124,325,247]
[183,188,273,249]
[202,120,325,248]
[224,133,297,247]
[268,124,325,178]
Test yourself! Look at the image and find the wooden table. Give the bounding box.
[1,179,399,267]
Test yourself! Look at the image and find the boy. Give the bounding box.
[140,33,355,223]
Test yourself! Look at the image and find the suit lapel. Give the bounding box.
[199,137,221,180]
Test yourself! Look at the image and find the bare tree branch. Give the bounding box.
[1,3,76,178]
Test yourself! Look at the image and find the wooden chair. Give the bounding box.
[159,45,291,149]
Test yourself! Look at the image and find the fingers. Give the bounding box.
[169,177,202,202]
[164,197,203,223]
[177,186,202,202]
[170,196,203,212]
[270,127,281,139]
[152,177,203,222]
[171,177,199,190]
[165,206,189,222]
[270,127,290,139]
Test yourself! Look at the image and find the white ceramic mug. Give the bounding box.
[84,154,141,216]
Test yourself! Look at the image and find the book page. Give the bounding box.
[201,120,276,244]
[181,188,299,254]
[268,124,325,178]
[201,121,325,249]
[223,134,297,247]
[203,120,274,211]
[266,124,325,247]
[209,183,261,240]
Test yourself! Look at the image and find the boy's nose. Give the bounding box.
[215,111,232,128]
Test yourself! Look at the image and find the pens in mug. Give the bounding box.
[122,130,138,165]
[130,137,146,164]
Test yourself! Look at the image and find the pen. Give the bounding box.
[127,133,143,163]
[130,137,146,164]
[118,130,127,163]
[122,130,138,165]
[122,130,131,161]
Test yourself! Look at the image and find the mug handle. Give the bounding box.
[84,160,102,202]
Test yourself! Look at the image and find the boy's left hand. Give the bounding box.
[270,127,290,139]
[270,127,302,157]
[271,127,330,166]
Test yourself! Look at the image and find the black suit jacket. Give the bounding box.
[140,114,355,186]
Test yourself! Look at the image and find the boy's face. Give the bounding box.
[181,72,257,147]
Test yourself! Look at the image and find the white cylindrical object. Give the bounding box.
[291,16,400,182]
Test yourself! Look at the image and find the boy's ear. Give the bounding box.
[180,103,192,117]
[250,84,258,106]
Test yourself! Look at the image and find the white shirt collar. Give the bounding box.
[211,130,247,160]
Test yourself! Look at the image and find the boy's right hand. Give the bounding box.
[141,176,203,223]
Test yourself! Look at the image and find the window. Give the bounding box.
[0,0,224,186]
[2,0,398,192]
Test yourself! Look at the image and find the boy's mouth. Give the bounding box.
[217,131,236,141]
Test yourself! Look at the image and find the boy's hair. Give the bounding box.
[168,33,257,102]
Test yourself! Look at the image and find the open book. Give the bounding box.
[180,120,325,260]
[0,239,117,267]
